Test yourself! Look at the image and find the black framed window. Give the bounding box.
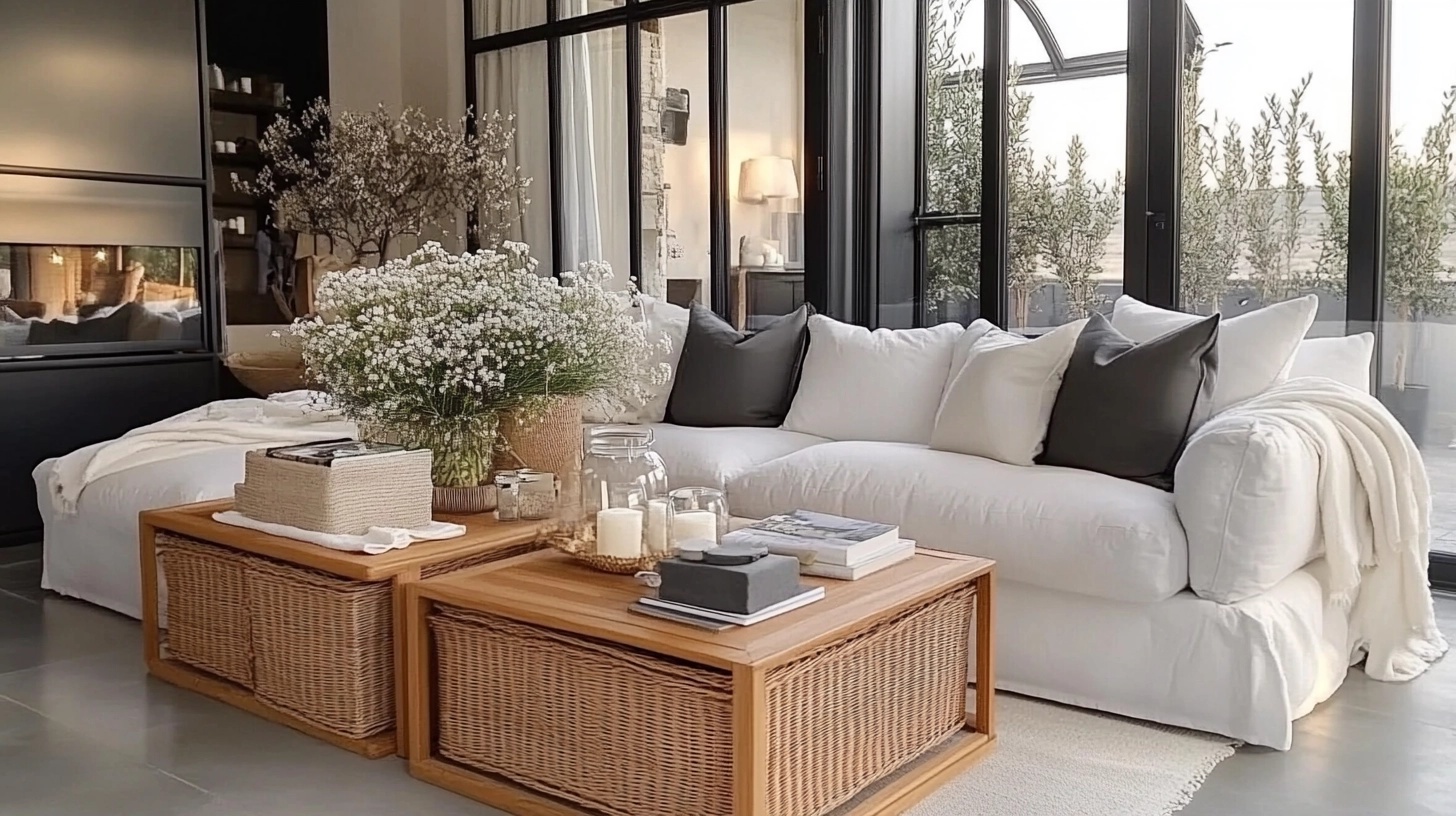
[895,0,1139,331]
[465,0,816,327]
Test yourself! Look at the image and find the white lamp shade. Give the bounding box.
[738,156,799,202]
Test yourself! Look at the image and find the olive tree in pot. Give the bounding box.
[1315,88,1456,446]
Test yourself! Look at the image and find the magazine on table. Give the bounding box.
[265,439,409,467]
[722,510,900,566]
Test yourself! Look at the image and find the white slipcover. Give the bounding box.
[645,423,829,492]
[727,441,1189,604]
[1175,414,1323,603]
[36,448,244,619]
[984,562,1349,751]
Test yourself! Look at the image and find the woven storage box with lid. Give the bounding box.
[234,448,432,535]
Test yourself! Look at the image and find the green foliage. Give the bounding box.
[924,1,1456,360]
[924,0,1124,326]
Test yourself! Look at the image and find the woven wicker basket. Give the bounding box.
[247,561,397,738]
[496,397,584,476]
[432,607,737,816]
[156,534,259,687]
[225,351,308,396]
[428,583,976,816]
[155,532,540,742]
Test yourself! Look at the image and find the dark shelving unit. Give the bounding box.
[207,78,285,325]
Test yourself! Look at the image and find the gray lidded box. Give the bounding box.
[656,553,802,615]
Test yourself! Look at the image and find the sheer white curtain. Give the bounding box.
[558,2,631,286]
[477,2,553,271]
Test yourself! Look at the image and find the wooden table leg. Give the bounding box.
[974,571,996,737]
[393,567,421,759]
[733,663,768,816]
[403,583,434,763]
[140,520,162,671]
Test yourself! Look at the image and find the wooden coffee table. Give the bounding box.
[403,548,995,816]
[140,499,542,758]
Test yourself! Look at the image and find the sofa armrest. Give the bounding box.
[1174,414,1323,603]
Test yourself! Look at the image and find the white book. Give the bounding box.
[639,586,826,626]
[801,540,916,580]
[721,510,900,566]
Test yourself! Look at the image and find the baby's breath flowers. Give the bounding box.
[293,242,668,487]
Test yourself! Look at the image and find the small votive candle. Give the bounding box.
[596,507,644,558]
[673,510,719,545]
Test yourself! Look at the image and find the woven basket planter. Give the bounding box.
[495,397,583,476]
[496,397,584,513]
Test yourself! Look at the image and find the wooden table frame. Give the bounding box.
[139,499,541,760]
[402,550,995,816]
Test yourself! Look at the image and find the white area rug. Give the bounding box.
[910,695,1239,816]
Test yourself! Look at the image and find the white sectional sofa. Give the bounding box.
[34,297,1400,750]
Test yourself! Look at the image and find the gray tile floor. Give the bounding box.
[1425,445,1456,555]
[2,541,1454,816]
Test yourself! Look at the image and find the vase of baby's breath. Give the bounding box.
[292,242,666,515]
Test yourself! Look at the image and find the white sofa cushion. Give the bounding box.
[1289,333,1375,392]
[646,423,829,492]
[1175,415,1323,603]
[1111,294,1317,413]
[930,319,1085,466]
[782,316,964,444]
[728,441,1189,603]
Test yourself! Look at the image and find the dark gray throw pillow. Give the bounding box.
[1038,312,1219,490]
[666,303,812,427]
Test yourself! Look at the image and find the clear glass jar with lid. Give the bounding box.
[578,426,669,558]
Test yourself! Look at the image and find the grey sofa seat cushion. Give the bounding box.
[666,303,812,427]
[1038,312,1220,490]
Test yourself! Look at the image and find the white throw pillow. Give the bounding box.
[929,319,1086,466]
[582,296,689,424]
[782,316,965,443]
[1111,294,1317,413]
[1288,333,1375,392]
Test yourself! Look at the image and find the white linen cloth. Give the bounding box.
[1193,377,1448,681]
[47,390,356,514]
[212,510,465,555]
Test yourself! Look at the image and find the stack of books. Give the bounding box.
[721,510,915,580]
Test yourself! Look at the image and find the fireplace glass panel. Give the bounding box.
[0,244,203,352]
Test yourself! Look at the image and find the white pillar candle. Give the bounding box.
[673,510,720,545]
[644,499,671,556]
[596,508,644,558]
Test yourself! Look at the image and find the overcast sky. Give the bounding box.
[955,0,1456,183]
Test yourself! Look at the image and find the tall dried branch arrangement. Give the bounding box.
[243,100,531,265]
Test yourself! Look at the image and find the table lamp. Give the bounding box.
[738,157,799,269]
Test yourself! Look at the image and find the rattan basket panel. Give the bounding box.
[432,607,736,816]
[764,586,977,816]
[156,534,257,687]
[247,561,395,739]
